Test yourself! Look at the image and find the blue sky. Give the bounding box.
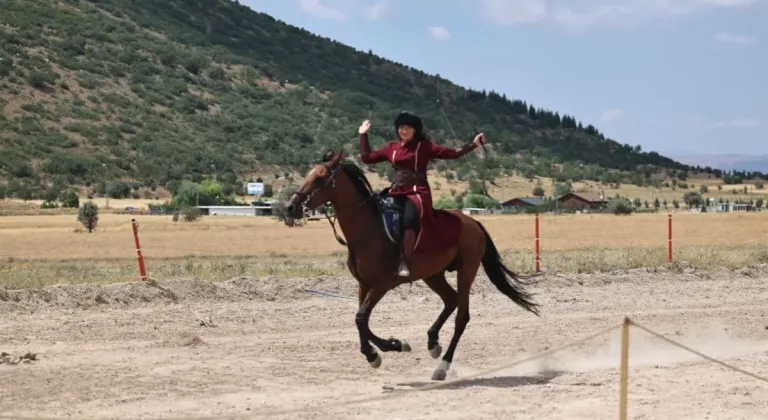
[242,0,767,157]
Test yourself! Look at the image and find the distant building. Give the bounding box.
[557,191,607,211]
[196,202,329,217]
[461,207,491,215]
[501,197,547,209]
[730,203,753,212]
[197,206,264,216]
[712,202,755,213]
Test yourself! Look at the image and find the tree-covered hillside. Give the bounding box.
[1,0,760,201]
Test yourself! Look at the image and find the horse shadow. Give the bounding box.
[386,369,564,392]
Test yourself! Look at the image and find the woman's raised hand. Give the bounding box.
[473,132,486,147]
[359,119,371,134]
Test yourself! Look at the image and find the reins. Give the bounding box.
[436,97,491,197]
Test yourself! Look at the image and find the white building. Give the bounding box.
[198,205,273,216]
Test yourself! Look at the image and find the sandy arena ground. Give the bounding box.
[2,266,768,420]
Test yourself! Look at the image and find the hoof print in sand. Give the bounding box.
[1,352,38,365]
[160,332,207,348]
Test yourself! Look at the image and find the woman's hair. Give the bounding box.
[413,130,430,142]
[395,111,429,142]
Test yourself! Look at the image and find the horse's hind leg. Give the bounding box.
[423,271,457,360]
[431,261,479,381]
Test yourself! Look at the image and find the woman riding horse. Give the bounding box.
[358,111,486,278]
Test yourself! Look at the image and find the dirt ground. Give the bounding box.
[2,266,768,420]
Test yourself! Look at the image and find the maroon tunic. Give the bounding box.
[359,133,478,252]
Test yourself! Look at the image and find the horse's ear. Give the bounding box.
[329,150,343,167]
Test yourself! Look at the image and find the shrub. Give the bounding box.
[683,191,703,208]
[608,198,633,215]
[59,189,80,208]
[77,201,99,232]
[182,206,201,222]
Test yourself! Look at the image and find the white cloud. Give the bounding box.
[477,0,762,30]
[552,0,762,30]
[600,108,623,123]
[479,0,547,26]
[715,32,756,45]
[428,26,451,41]
[365,0,392,20]
[715,118,762,128]
[299,0,346,21]
[705,0,758,6]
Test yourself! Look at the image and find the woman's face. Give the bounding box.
[398,125,415,142]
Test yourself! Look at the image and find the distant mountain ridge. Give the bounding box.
[669,153,768,173]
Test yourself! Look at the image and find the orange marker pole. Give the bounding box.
[131,218,147,281]
[667,214,672,264]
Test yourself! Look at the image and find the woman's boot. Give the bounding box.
[398,228,416,277]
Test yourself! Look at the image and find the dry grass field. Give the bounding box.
[1,210,766,289]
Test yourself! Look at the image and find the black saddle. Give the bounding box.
[373,187,404,245]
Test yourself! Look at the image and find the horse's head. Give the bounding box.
[284,150,344,220]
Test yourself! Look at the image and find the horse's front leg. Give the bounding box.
[355,283,379,367]
[356,284,410,369]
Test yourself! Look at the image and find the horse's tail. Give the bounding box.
[475,220,541,316]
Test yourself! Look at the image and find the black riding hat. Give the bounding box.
[394,111,423,134]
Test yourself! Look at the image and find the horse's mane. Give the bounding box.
[338,160,380,215]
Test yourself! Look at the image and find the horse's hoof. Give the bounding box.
[369,354,382,369]
[429,344,442,359]
[431,368,447,381]
[431,360,450,381]
[400,340,411,352]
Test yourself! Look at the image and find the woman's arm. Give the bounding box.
[428,139,479,160]
[359,132,390,164]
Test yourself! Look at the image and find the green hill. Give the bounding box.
[0,0,724,202]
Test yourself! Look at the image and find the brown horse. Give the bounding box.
[284,151,541,381]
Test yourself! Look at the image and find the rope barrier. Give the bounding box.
[302,288,356,300]
[629,319,768,384]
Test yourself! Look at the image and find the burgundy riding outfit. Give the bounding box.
[358,112,480,276]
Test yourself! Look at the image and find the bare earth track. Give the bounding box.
[2,267,768,419]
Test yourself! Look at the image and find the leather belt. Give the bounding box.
[392,168,427,189]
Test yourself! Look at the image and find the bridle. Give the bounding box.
[292,162,340,216]
[290,162,376,248]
